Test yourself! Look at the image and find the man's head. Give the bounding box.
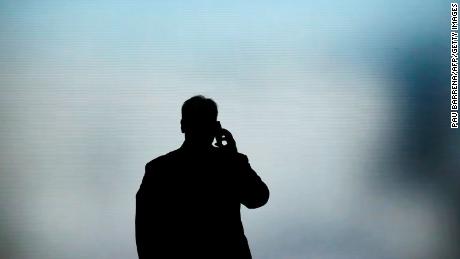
[181,95,219,146]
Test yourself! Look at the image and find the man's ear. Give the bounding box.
[180,119,185,133]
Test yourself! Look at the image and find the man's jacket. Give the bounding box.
[135,144,270,259]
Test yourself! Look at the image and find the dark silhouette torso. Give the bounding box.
[136,144,269,259]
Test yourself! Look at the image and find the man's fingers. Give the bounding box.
[219,128,237,152]
[221,128,235,143]
[221,128,232,136]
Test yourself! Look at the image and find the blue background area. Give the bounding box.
[1,1,458,258]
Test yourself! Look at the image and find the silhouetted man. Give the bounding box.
[136,95,270,259]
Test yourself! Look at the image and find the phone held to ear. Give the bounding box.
[215,121,223,147]
[214,121,237,152]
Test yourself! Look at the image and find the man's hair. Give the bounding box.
[181,95,218,122]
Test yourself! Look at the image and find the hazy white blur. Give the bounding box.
[1,1,458,258]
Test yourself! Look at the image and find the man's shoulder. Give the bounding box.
[215,149,249,163]
[145,149,181,170]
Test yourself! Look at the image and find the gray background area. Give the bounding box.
[1,1,459,258]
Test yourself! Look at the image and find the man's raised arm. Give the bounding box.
[234,154,270,209]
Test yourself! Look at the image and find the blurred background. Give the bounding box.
[1,0,459,258]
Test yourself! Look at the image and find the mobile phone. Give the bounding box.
[215,121,223,146]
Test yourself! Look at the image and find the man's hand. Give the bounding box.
[215,128,238,153]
